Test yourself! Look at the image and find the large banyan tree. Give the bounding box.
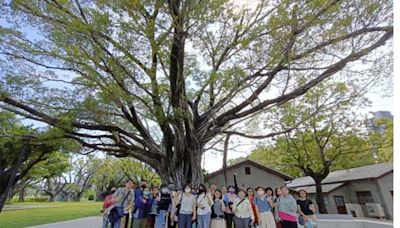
[0,0,392,186]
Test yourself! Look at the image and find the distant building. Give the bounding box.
[205,159,292,190]
[286,163,393,220]
[366,111,393,134]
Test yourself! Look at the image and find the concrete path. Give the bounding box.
[27,216,102,228]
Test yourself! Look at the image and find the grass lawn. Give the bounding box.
[0,201,102,228]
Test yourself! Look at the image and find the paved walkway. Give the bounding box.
[27,216,102,228]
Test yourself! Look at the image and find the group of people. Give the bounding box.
[101,180,318,228]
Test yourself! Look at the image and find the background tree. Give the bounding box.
[61,156,97,201]
[11,151,70,202]
[0,0,392,186]
[92,157,161,200]
[366,117,393,163]
[247,80,388,213]
[0,111,78,212]
[91,157,128,201]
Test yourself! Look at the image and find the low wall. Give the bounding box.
[317,219,393,228]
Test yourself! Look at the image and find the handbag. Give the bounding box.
[108,190,131,223]
[304,219,317,228]
[175,193,184,216]
[298,215,305,225]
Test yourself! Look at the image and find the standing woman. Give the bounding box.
[297,190,317,228]
[148,186,159,228]
[277,186,298,228]
[223,186,237,228]
[221,186,227,197]
[266,188,275,201]
[210,189,226,228]
[232,189,255,228]
[155,185,172,228]
[246,188,259,226]
[169,188,182,228]
[254,187,276,228]
[177,184,197,228]
[196,184,213,228]
[274,188,283,228]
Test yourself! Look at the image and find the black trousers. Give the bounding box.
[167,215,178,228]
[224,213,234,228]
[125,214,130,228]
[281,220,298,228]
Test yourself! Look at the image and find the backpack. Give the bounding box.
[109,190,131,223]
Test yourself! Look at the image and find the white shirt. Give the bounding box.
[179,193,196,214]
[196,193,213,215]
[232,198,253,219]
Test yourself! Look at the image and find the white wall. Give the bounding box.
[317,219,393,228]
[305,176,393,219]
[376,172,393,219]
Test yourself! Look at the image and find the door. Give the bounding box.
[334,196,348,214]
[356,191,374,217]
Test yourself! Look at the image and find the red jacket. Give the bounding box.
[248,196,259,224]
[103,194,113,209]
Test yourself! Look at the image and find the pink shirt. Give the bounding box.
[279,211,298,222]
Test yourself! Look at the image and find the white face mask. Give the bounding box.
[185,188,191,193]
[257,191,265,196]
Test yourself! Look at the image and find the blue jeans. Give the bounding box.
[112,213,127,228]
[178,213,192,228]
[197,213,211,228]
[102,216,110,228]
[112,218,121,228]
[155,210,167,228]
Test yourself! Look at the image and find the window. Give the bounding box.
[245,167,251,175]
[334,196,345,206]
[356,191,374,204]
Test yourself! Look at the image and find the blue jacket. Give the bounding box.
[134,188,153,219]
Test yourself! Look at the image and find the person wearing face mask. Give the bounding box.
[232,189,255,228]
[223,185,237,228]
[132,187,153,228]
[147,186,159,228]
[155,184,172,228]
[101,187,116,228]
[196,184,214,228]
[209,184,217,197]
[177,184,197,228]
[169,187,181,228]
[210,189,226,228]
[277,186,297,228]
[246,187,258,226]
[221,186,227,197]
[254,187,276,228]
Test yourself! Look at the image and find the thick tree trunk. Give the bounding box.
[18,186,26,202]
[314,178,328,214]
[158,149,204,188]
[49,194,55,202]
[0,146,28,213]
